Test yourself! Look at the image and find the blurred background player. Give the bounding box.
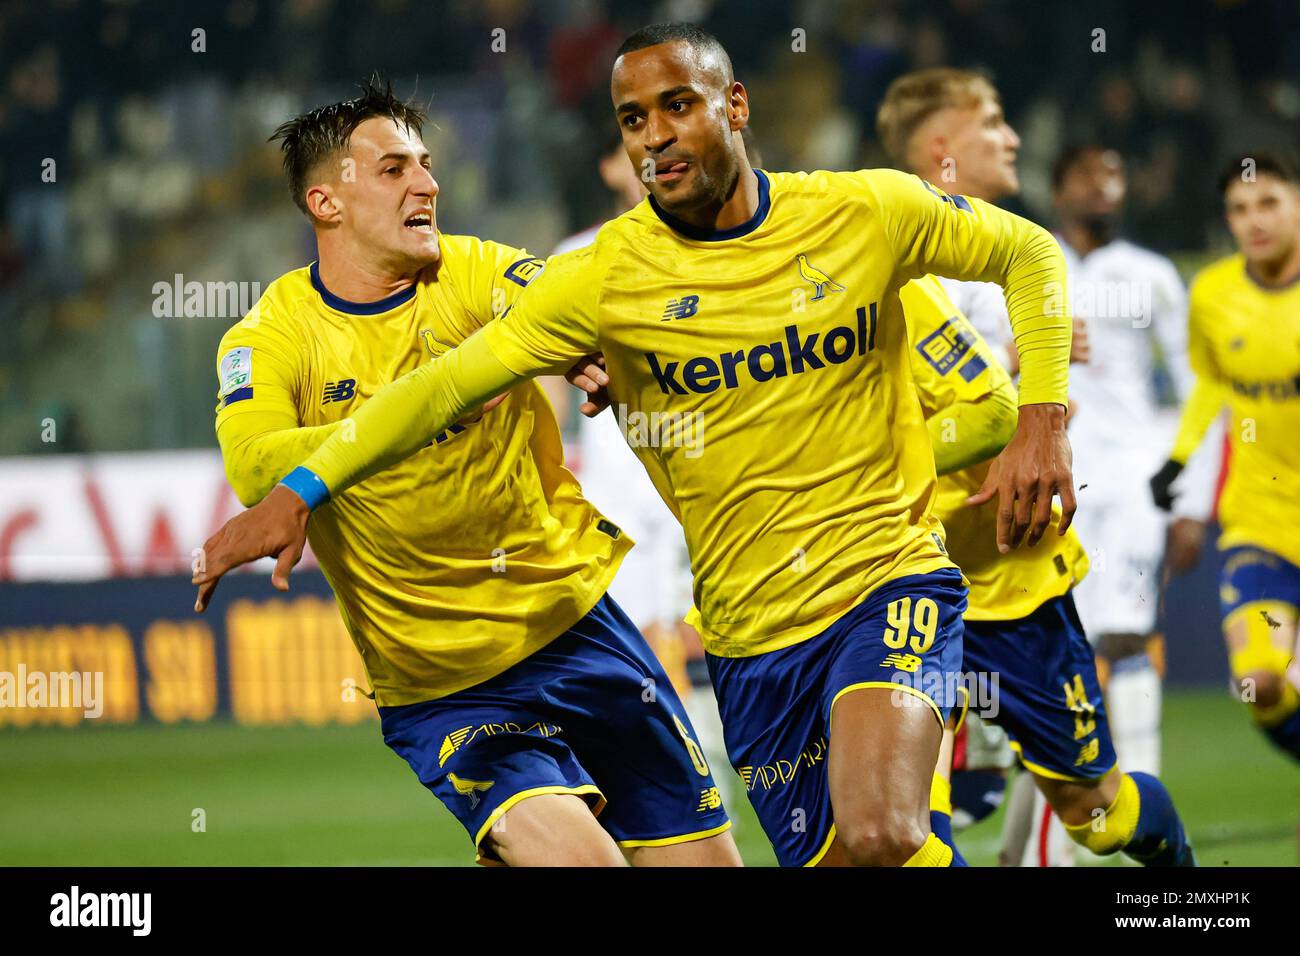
[877,80,1194,867]
[877,67,1086,866]
[1051,144,1210,788]
[901,277,1193,867]
[1152,153,1300,766]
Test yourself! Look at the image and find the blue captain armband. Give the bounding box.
[278,466,331,511]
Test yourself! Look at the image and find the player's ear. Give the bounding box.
[306,183,343,225]
[728,81,749,131]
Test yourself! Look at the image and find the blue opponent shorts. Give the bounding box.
[963,591,1116,782]
[706,568,966,867]
[379,595,730,863]
[1219,546,1300,619]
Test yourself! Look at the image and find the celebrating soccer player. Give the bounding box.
[196,79,740,867]
[195,24,1079,867]
[877,73,1194,866]
[1151,154,1300,764]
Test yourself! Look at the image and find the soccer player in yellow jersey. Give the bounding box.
[879,69,1192,866]
[1151,154,1300,764]
[195,80,740,867]
[194,24,1079,867]
[902,278,1193,865]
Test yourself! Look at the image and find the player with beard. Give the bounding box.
[198,79,739,867]
[193,23,1082,867]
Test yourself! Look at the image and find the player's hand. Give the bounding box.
[566,353,610,417]
[1149,458,1184,511]
[967,402,1075,553]
[1164,517,1206,577]
[192,484,311,613]
[1070,317,1091,364]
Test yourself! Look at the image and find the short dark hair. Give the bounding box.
[1216,152,1299,195]
[615,22,734,84]
[269,76,427,218]
[1051,142,1118,190]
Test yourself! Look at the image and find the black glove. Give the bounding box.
[1149,458,1185,511]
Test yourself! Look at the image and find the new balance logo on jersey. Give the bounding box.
[662,294,700,320]
[646,305,877,394]
[321,379,356,404]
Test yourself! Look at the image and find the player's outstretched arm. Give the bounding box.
[219,418,345,507]
[193,332,525,610]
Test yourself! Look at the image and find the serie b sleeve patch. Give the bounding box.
[218,346,253,397]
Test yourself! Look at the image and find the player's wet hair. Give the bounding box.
[270,75,427,217]
[876,68,999,168]
[1051,142,1120,190]
[1216,152,1299,195]
[615,22,735,87]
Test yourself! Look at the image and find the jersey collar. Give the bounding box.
[648,168,771,241]
[310,261,418,315]
[1243,259,1300,292]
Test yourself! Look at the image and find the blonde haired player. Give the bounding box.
[194,23,1082,867]
[879,69,1193,866]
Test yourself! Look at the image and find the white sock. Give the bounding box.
[998,770,1036,865]
[1106,655,1162,775]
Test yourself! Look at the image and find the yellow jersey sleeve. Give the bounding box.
[1170,275,1228,465]
[854,168,1071,408]
[300,243,607,497]
[903,275,1087,619]
[480,242,606,375]
[439,234,546,330]
[214,301,344,506]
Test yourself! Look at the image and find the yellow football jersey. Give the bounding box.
[299,168,1071,659]
[214,234,630,706]
[1171,254,1300,568]
[902,277,1089,621]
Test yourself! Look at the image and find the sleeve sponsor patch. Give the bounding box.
[957,354,988,382]
[916,317,975,375]
[218,347,252,397]
[503,257,545,287]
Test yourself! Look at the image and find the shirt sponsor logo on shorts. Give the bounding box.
[737,736,827,792]
[439,721,563,767]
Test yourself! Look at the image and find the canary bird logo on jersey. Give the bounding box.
[795,255,846,301]
[447,773,495,809]
[421,328,452,357]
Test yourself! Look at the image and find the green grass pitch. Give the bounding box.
[0,689,1294,866]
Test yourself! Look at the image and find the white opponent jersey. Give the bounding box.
[1058,237,1191,455]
